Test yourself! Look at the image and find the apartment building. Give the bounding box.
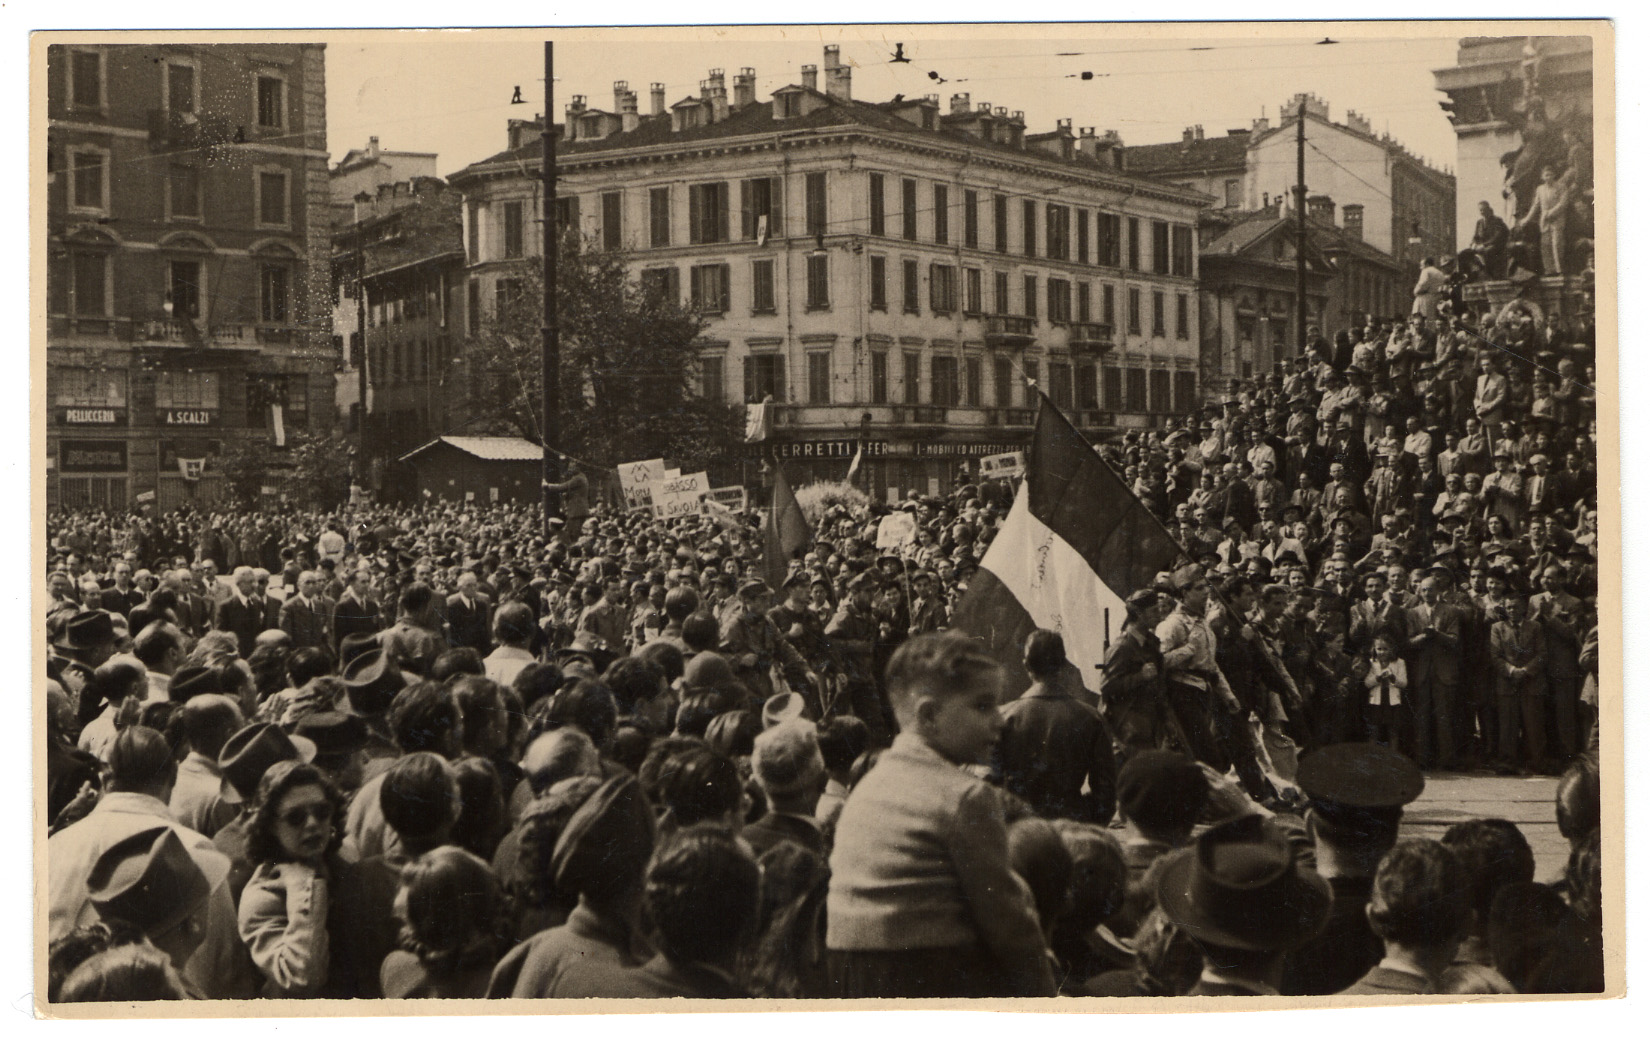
[447,47,1208,494]
[45,42,334,511]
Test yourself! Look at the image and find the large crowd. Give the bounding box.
[42,301,1603,1002]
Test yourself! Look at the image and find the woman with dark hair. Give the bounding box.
[381,846,508,998]
[237,760,347,997]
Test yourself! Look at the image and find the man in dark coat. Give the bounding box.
[212,567,266,658]
[332,570,382,654]
[996,630,1117,825]
[444,570,493,655]
[278,570,330,651]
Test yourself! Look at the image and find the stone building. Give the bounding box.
[447,46,1209,495]
[1129,94,1456,282]
[45,42,335,512]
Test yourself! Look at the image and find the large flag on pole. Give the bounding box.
[950,394,1189,699]
[763,462,811,591]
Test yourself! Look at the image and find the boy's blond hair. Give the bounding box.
[884,631,1002,722]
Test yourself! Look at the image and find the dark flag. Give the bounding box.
[950,394,1188,698]
[763,462,811,591]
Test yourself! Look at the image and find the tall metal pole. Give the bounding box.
[355,221,369,488]
[1294,98,1308,354]
[541,41,561,534]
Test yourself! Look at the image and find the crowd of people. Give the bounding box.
[42,301,1603,1002]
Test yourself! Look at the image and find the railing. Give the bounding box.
[984,314,1036,347]
[1067,322,1115,354]
[912,406,948,424]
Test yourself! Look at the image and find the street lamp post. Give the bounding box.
[541,41,561,534]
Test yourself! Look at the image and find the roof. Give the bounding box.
[398,436,544,464]
[450,91,1205,204]
[1200,209,1400,273]
[1124,133,1250,176]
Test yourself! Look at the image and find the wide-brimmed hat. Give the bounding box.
[218,721,316,803]
[54,609,115,651]
[293,711,369,759]
[1155,813,1331,952]
[87,826,210,937]
[341,650,406,716]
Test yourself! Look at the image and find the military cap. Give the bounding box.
[1170,563,1206,593]
[738,578,771,599]
[1296,742,1423,812]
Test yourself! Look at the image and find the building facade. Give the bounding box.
[1131,95,1456,284]
[448,48,1208,495]
[45,42,335,513]
[1196,202,1405,390]
[328,176,466,500]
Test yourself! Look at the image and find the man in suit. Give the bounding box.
[332,570,383,654]
[1407,573,1466,769]
[212,567,266,659]
[444,570,493,655]
[279,570,330,651]
[1492,595,1548,773]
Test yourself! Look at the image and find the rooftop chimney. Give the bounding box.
[825,52,851,101]
[823,44,840,71]
[613,81,628,114]
[710,84,729,123]
[565,95,587,142]
[733,68,756,110]
[1076,126,1098,161]
[620,90,639,132]
[1183,126,1196,144]
[367,136,380,158]
[1252,116,1270,133]
[801,64,818,92]
[1308,194,1335,223]
[650,82,666,117]
[1100,129,1125,169]
[1195,125,1204,141]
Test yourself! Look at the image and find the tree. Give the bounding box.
[461,230,743,472]
[214,431,352,512]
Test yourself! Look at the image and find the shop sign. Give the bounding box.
[913,441,1023,457]
[159,408,219,426]
[60,440,127,473]
[58,406,127,426]
[773,440,888,459]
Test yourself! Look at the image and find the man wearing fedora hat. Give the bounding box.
[50,726,259,999]
[1155,813,1332,996]
[85,825,214,989]
[51,609,117,725]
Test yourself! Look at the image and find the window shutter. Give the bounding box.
[743,356,756,402]
[689,186,702,245]
[719,264,731,312]
[773,355,786,402]
[717,182,730,243]
[740,180,754,240]
[768,177,783,236]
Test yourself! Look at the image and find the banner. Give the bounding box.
[876,511,917,549]
[177,457,205,482]
[745,400,774,443]
[271,403,286,447]
[616,458,667,511]
[980,451,1027,480]
[707,486,747,512]
[648,470,710,519]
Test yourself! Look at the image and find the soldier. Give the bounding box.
[1100,589,1170,757]
[720,579,814,715]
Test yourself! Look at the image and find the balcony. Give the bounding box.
[134,320,264,350]
[984,314,1036,349]
[146,108,201,150]
[1067,322,1115,355]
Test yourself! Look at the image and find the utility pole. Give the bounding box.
[541,41,561,534]
[1294,97,1308,355]
[354,220,369,489]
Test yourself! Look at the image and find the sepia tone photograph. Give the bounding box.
[29,18,1621,1019]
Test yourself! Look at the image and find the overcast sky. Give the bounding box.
[322,26,1468,179]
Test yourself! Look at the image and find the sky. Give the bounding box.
[321,26,1468,180]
